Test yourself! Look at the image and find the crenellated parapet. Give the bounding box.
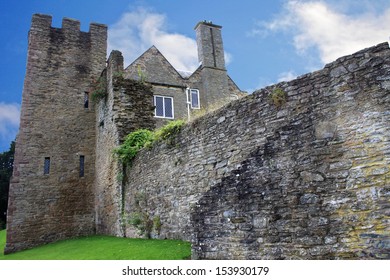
[30,14,52,32]
[30,13,107,35]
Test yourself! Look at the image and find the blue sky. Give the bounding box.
[1,0,390,152]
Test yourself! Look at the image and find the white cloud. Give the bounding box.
[253,0,390,64]
[108,8,199,72]
[245,77,274,94]
[0,102,20,141]
[277,70,297,82]
[224,52,233,65]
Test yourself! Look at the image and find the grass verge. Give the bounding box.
[0,230,191,260]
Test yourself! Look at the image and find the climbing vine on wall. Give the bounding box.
[114,120,185,165]
[90,76,107,102]
[114,129,154,164]
[126,192,162,239]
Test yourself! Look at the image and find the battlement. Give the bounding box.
[27,14,107,78]
[194,20,222,30]
[30,14,52,32]
[62,17,81,32]
[89,22,108,34]
[30,13,107,34]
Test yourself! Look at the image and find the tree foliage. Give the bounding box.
[0,141,15,229]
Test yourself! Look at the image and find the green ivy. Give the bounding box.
[128,212,153,238]
[126,192,162,239]
[153,216,162,235]
[154,119,185,143]
[114,129,154,164]
[91,76,107,102]
[114,120,185,165]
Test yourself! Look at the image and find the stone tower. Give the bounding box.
[195,21,230,108]
[5,14,107,253]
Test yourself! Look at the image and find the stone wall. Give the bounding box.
[5,14,107,253]
[124,43,390,259]
[95,51,155,236]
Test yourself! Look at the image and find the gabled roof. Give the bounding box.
[124,46,191,86]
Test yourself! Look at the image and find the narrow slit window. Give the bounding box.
[44,157,50,175]
[79,155,85,177]
[84,92,89,109]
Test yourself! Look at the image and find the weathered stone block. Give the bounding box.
[315,121,337,139]
[300,171,325,182]
[299,193,320,204]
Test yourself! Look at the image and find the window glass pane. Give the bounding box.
[191,89,199,109]
[155,96,164,117]
[44,157,50,175]
[84,92,89,109]
[79,155,85,177]
[164,97,173,118]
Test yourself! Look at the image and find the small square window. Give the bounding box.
[44,157,50,175]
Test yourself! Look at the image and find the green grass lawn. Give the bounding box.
[0,230,191,260]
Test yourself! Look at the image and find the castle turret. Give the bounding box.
[5,14,107,253]
[195,21,230,108]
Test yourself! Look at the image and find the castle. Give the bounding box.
[5,14,390,259]
[5,14,243,254]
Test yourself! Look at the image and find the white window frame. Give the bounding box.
[154,95,174,119]
[186,88,200,109]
